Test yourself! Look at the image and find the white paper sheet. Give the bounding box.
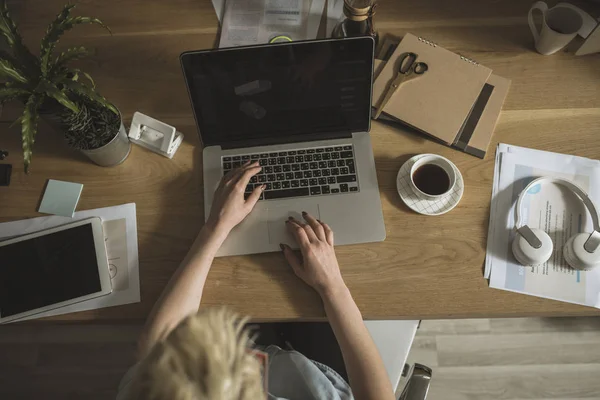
[485,144,600,308]
[212,0,226,22]
[219,0,326,48]
[0,203,140,321]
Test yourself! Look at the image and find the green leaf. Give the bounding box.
[51,46,89,73]
[64,16,111,35]
[0,57,27,83]
[50,66,70,82]
[54,66,95,89]
[20,93,43,174]
[0,86,29,103]
[70,68,95,88]
[63,80,117,115]
[0,1,21,48]
[40,10,110,77]
[0,49,18,69]
[4,80,33,91]
[0,0,19,46]
[0,1,39,79]
[40,3,77,76]
[38,79,79,113]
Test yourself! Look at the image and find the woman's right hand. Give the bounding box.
[281,212,346,298]
[206,161,264,236]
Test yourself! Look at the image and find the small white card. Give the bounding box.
[38,179,83,217]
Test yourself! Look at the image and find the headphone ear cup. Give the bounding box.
[512,228,553,266]
[563,233,600,271]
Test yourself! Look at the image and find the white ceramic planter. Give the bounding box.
[79,121,131,167]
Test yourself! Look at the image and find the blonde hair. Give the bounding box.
[125,308,264,400]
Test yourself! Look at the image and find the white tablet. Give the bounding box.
[0,217,113,323]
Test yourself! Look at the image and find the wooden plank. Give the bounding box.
[490,316,600,334]
[417,319,491,336]
[436,331,600,366]
[37,343,137,368]
[427,364,600,400]
[0,324,142,343]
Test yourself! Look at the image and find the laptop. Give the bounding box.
[180,37,385,257]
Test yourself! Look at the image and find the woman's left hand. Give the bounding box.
[206,161,265,235]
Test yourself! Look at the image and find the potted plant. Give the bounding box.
[0,1,130,173]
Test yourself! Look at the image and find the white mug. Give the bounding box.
[528,1,583,55]
[409,154,457,200]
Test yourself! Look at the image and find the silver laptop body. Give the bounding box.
[181,37,385,257]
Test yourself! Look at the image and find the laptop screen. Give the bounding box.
[180,37,374,147]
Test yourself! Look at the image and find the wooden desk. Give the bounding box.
[2,0,600,321]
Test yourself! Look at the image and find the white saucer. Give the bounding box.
[396,154,464,216]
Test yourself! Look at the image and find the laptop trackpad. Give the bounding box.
[267,204,321,245]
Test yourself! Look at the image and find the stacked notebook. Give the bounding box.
[372,33,511,158]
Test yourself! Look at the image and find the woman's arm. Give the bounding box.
[282,213,395,400]
[320,286,395,400]
[137,161,264,358]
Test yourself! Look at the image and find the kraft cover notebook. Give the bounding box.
[372,33,510,158]
[454,73,510,158]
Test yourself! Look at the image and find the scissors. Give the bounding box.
[373,52,428,120]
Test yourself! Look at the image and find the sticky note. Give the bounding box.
[38,179,83,217]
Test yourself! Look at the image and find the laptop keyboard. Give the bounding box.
[222,145,359,200]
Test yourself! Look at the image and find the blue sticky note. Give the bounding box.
[38,179,83,217]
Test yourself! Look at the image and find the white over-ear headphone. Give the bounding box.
[512,177,600,270]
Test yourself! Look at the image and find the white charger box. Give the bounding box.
[128,112,183,159]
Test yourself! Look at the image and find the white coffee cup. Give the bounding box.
[409,154,457,200]
[528,1,583,55]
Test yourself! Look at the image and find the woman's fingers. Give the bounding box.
[226,161,259,186]
[239,164,262,183]
[286,218,312,249]
[231,165,262,192]
[290,216,319,243]
[245,184,265,209]
[280,244,304,278]
[219,166,240,189]
[302,212,326,241]
[320,220,334,246]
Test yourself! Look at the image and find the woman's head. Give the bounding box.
[124,308,264,400]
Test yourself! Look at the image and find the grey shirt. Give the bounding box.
[263,345,353,400]
[116,345,353,400]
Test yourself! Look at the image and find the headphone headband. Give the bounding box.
[515,177,600,252]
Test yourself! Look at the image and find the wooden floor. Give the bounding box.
[0,318,600,400]
[406,318,600,400]
[2,318,600,399]
[0,323,142,400]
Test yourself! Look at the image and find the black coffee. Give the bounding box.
[412,163,450,195]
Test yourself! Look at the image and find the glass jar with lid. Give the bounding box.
[331,0,378,44]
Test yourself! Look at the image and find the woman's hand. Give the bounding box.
[281,212,346,298]
[206,161,265,235]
